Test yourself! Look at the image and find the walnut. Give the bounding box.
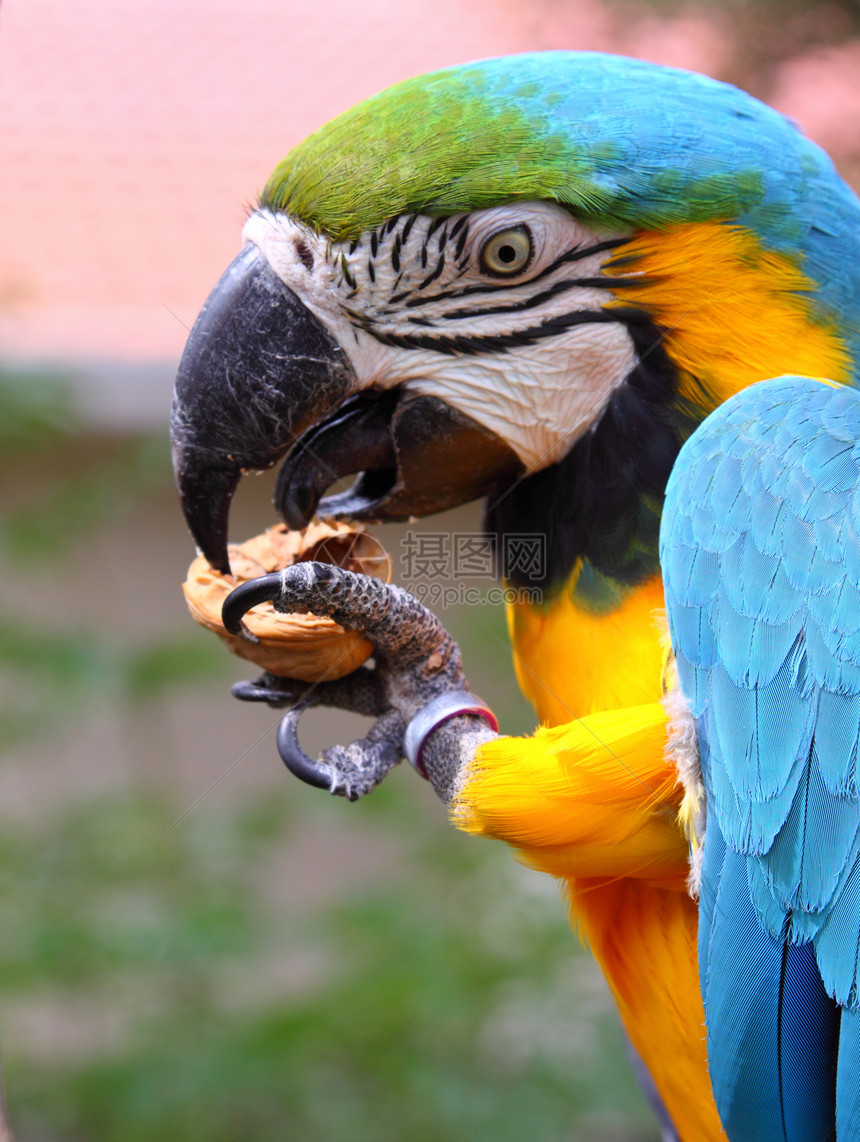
[182,521,391,681]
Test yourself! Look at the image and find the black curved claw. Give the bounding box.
[222,563,342,641]
[232,673,308,707]
[277,707,334,790]
[276,705,405,800]
[221,572,287,642]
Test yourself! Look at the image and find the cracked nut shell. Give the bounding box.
[182,521,391,681]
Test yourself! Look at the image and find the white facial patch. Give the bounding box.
[243,203,639,472]
[365,321,636,470]
[242,212,342,320]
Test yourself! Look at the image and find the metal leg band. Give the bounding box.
[403,691,498,777]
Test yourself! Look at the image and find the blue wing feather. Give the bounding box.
[815,854,860,1006]
[815,692,860,797]
[765,751,860,913]
[661,375,860,1139]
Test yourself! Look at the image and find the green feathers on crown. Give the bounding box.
[259,53,774,243]
[261,63,600,241]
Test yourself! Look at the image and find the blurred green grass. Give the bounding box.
[0,785,658,1141]
[0,367,658,1140]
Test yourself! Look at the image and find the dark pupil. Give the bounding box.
[497,243,517,264]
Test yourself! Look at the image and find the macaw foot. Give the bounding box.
[223,562,498,802]
[231,664,400,799]
[230,663,388,716]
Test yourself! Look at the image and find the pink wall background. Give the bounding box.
[1,0,858,379]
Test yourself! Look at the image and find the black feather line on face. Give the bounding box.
[355,306,634,356]
[417,253,446,291]
[439,274,639,321]
[454,222,470,263]
[485,315,690,598]
[448,216,467,240]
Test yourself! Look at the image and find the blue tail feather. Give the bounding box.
[777,941,838,1142]
[837,1009,860,1139]
[704,843,785,1142]
[704,841,838,1142]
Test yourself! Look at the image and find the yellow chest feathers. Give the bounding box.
[506,576,668,723]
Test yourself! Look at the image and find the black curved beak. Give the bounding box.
[172,244,524,562]
[170,244,356,572]
[275,389,523,529]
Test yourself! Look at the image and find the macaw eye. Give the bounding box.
[479,226,533,277]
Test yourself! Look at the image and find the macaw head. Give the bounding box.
[171,51,860,598]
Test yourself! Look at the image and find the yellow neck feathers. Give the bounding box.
[509,220,852,722]
[607,220,851,411]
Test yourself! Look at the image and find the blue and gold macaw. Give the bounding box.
[170,52,860,1140]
